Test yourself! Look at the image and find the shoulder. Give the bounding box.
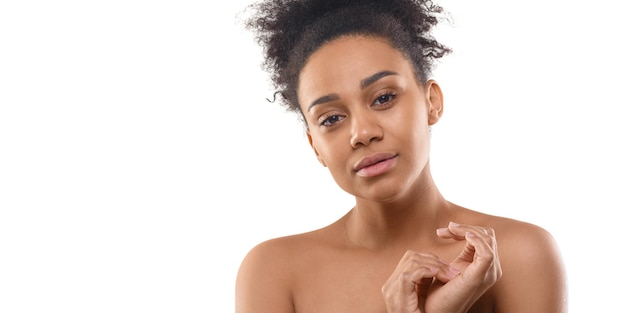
[235,234,301,313]
[238,224,339,270]
[487,216,568,312]
[459,209,562,260]
[489,217,563,267]
[489,216,555,246]
[235,229,334,313]
[237,232,312,284]
[454,205,568,311]
[240,233,303,262]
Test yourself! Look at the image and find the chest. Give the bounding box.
[292,253,392,313]
[289,245,495,313]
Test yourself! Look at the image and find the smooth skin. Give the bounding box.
[235,35,567,313]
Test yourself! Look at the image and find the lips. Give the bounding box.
[354,153,398,177]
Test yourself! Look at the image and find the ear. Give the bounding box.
[425,80,444,125]
[306,129,327,167]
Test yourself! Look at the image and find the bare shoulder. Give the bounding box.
[237,224,337,273]
[459,209,562,258]
[486,216,564,270]
[235,227,335,313]
[471,213,568,312]
[487,215,559,250]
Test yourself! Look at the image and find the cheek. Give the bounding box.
[311,132,349,168]
[386,105,430,150]
[386,104,427,133]
[316,137,343,163]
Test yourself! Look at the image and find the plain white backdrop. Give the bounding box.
[1,0,624,312]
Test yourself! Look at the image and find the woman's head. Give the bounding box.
[297,35,444,201]
[245,0,451,120]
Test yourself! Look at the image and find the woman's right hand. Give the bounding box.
[381,250,460,313]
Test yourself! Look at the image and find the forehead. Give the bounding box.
[298,35,415,98]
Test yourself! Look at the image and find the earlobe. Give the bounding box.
[306,130,327,167]
[425,80,444,125]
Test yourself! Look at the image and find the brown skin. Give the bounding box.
[235,35,567,313]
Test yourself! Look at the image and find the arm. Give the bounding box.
[235,240,294,313]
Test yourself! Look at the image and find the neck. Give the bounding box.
[345,180,452,250]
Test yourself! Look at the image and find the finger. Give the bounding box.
[463,231,498,265]
[383,265,436,313]
[436,221,469,240]
[403,264,460,289]
[403,266,437,292]
[454,231,501,290]
[397,251,461,282]
[460,226,497,259]
[436,227,454,239]
[383,250,462,313]
[442,223,498,267]
[450,230,499,279]
[444,222,494,240]
[397,250,441,267]
[448,226,496,262]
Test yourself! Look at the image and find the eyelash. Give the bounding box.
[372,91,397,107]
[319,113,345,127]
[317,91,397,127]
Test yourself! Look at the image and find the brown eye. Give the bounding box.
[320,114,345,126]
[373,93,396,106]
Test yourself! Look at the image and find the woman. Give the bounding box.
[235,0,567,312]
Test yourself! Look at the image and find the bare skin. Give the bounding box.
[235,35,567,313]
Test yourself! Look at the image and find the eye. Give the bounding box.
[319,114,345,127]
[372,92,396,107]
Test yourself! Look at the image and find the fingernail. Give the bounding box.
[449,221,459,228]
[436,228,447,235]
[465,231,474,238]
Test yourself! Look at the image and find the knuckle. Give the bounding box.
[484,227,495,236]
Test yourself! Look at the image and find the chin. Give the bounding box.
[354,183,410,204]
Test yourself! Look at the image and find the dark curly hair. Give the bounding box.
[244,0,452,120]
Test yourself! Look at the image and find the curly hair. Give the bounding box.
[244,0,452,119]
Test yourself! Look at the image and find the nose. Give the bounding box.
[349,111,383,148]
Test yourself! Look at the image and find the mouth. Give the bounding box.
[354,153,398,177]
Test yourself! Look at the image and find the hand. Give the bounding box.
[425,222,502,313]
[381,222,502,313]
[381,251,461,313]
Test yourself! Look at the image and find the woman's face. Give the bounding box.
[298,35,443,202]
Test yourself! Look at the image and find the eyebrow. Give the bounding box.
[306,70,399,112]
[360,70,398,89]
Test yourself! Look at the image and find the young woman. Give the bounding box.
[236,0,567,312]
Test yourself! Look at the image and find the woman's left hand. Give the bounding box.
[425,222,502,313]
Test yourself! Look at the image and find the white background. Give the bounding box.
[1,0,624,312]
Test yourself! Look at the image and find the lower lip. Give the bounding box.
[356,156,397,177]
